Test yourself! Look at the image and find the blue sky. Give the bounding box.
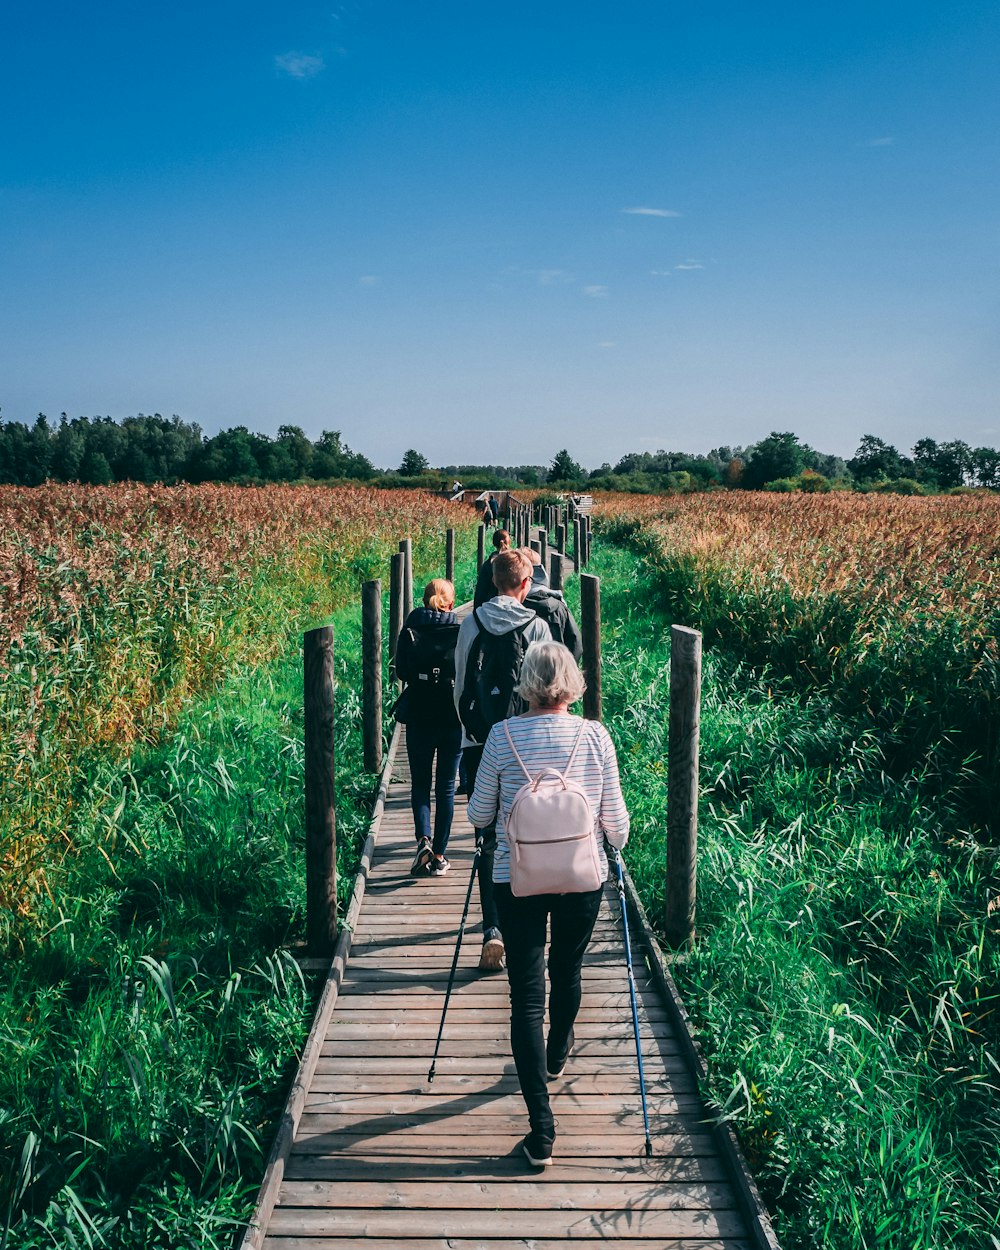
[2,1,998,469]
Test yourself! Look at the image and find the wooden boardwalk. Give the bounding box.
[246,727,779,1250]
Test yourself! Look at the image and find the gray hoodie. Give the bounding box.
[453,594,552,749]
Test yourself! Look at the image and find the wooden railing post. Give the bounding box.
[398,538,413,616]
[361,580,382,774]
[445,527,455,583]
[581,573,601,722]
[389,552,404,669]
[665,625,701,949]
[304,626,337,956]
[477,524,485,571]
[538,527,548,571]
[556,522,566,555]
[549,550,563,592]
[573,518,581,574]
[583,515,592,566]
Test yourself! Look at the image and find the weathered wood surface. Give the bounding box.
[252,727,774,1250]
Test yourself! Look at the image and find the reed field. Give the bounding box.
[570,494,1000,1250]
[0,483,476,1247]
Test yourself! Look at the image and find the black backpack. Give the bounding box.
[401,622,460,721]
[458,610,533,744]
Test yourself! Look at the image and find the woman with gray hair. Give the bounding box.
[467,640,630,1169]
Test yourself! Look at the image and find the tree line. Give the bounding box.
[0,412,997,493]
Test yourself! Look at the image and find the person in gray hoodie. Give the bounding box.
[454,548,551,969]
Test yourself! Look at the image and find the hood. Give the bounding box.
[525,586,566,606]
[405,607,458,629]
[472,595,538,635]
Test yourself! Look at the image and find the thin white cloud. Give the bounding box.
[276,52,325,79]
[622,206,682,218]
[598,341,617,348]
[868,136,895,146]
[583,285,608,297]
[649,269,672,276]
[538,269,572,285]
[674,261,704,271]
[359,275,380,286]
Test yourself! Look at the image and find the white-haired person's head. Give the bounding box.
[516,640,586,709]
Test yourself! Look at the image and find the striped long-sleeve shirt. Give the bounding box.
[467,712,630,885]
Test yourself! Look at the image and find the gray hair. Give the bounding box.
[516,640,586,708]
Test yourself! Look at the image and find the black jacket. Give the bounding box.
[523,587,582,659]
[394,608,460,727]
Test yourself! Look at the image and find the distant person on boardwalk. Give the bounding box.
[467,640,630,1168]
[482,500,493,528]
[393,578,461,876]
[455,548,551,969]
[473,528,511,608]
[521,547,583,659]
[488,493,500,525]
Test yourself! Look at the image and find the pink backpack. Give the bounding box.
[502,721,602,897]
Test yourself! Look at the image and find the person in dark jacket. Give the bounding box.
[522,548,583,659]
[473,528,511,608]
[394,578,462,876]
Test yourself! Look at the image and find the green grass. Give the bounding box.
[564,541,1000,1250]
[1,528,478,1248]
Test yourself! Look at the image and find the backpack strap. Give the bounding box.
[502,719,587,786]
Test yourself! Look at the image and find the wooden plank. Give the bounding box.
[290,1132,719,1157]
[266,1207,748,1238]
[264,1239,752,1250]
[284,1154,725,1183]
[325,1020,677,1040]
[295,1112,705,1136]
[312,1055,693,1075]
[301,1095,703,1119]
[307,1072,698,1095]
[278,1179,735,1209]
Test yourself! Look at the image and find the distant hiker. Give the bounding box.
[473,528,511,608]
[393,579,461,876]
[521,548,582,659]
[467,640,630,1167]
[488,494,500,525]
[482,500,493,528]
[454,548,551,969]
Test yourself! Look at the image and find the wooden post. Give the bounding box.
[399,538,413,616]
[549,550,563,592]
[539,527,548,570]
[665,625,702,949]
[529,538,541,556]
[361,580,382,774]
[583,515,592,566]
[389,552,404,665]
[556,522,566,554]
[581,573,602,722]
[304,626,337,956]
[573,518,581,574]
[445,527,455,583]
[477,524,485,571]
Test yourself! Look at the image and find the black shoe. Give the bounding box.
[546,1028,575,1080]
[427,856,450,876]
[521,1133,554,1168]
[410,838,432,875]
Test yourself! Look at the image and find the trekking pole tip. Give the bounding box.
[644,1138,653,1158]
[427,1064,436,1084]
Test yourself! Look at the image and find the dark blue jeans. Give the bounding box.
[495,883,604,1142]
[406,721,462,856]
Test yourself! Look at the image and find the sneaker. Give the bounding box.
[521,1133,554,1168]
[410,838,433,875]
[428,856,450,876]
[479,928,505,971]
[546,1029,575,1081]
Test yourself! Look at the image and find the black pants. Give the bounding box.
[495,882,604,1143]
[461,744,499,932]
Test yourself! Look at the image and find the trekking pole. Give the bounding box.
[428,834,483,1083]
[608,843,653,1157]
